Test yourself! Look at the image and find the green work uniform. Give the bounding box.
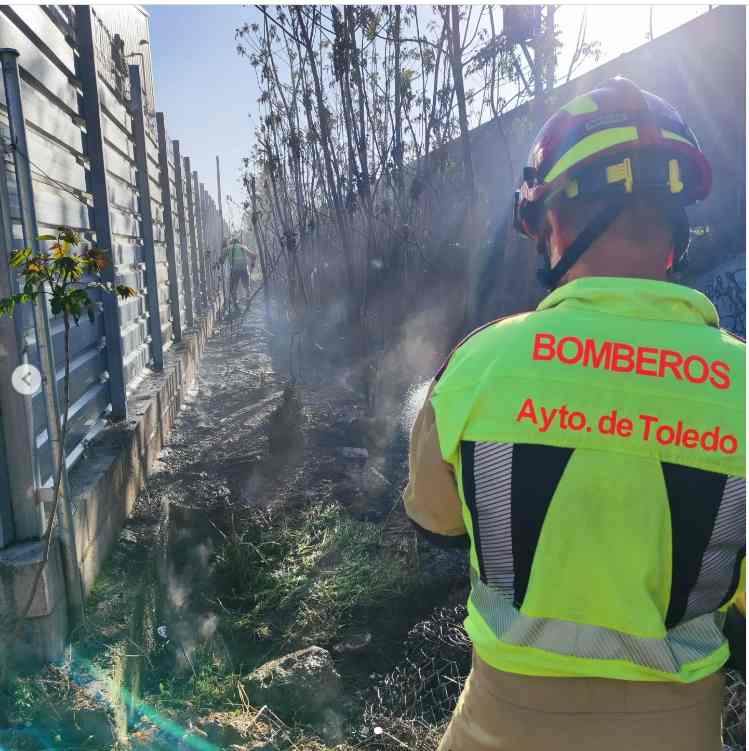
[226,242,253,271]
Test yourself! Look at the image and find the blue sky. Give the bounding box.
[147,5,708,232]
[148,4,264,229]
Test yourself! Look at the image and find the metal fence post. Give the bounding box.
[216,156,225,307]
[216,155,225,252]
[0,47,84,616]
[204,188,217,302]
[75,8,128,420]
[183,156,202,313]
[0,127,32,545]
[172,141,194,330]
[156,113,183,342]
[128,65,164,370]
[192,171,207,306]
[199,183,210,299]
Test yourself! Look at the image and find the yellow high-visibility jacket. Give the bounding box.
[406,277,745,683]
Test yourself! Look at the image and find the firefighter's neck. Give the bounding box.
[547,206,672,285]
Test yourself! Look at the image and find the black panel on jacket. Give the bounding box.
[510,443,574,609]
[460,441,486,579]
[661,462,727,628]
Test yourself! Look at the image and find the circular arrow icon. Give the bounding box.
[12,363,42,396]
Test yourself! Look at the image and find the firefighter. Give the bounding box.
[223,237,257,312]
[405,77,745,751]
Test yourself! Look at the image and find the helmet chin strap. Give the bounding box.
[536,202,626,290]
[666,205,690,274]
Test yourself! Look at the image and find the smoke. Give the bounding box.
[401,380,431,434]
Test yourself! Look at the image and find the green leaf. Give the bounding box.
[59,227,80,246]
[9,248,31,268]
[37,234,57,242]
[70,288,92,306]
[54,255,84,281]
[0,295,24,317]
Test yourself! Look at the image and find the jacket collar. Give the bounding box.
[537,277,719,328]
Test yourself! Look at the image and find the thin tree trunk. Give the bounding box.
[393,5,403,198]
[250,175,272,322]
[295,6,356,304]
[447,5,475,201]
[16,311,80,633]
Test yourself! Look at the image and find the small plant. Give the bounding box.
[0,227,136,629]
[1,227,135,321]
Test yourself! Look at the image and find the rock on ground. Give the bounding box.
[243,646,343,723]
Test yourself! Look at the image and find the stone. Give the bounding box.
[242,646,342,721]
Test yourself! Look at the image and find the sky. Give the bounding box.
[148,4,265,231]
[147,4,710,234]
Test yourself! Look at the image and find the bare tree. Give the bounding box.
[235,4,602,403]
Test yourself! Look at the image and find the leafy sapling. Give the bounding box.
[0,227,136,628]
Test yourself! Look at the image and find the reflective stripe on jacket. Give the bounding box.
[406,276,746,683]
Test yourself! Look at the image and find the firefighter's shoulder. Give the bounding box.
[435,311,533,383]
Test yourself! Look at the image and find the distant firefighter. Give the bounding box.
[223,237,257,312]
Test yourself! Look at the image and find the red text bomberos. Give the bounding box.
[532,332,730,390]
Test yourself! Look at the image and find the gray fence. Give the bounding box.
[0,6,226,548]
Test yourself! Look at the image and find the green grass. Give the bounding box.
[147,646,242,714]
[1,501,450,750]
[212,502,426,648]
[2,679,50,725]
[129,500,435,747]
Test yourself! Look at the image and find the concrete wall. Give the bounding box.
[1,292,223,664]
[693,253,746,338]
[449,7,746,328]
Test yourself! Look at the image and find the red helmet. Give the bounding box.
[513,77,712,287]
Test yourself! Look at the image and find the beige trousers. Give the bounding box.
[437,652,725,751]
